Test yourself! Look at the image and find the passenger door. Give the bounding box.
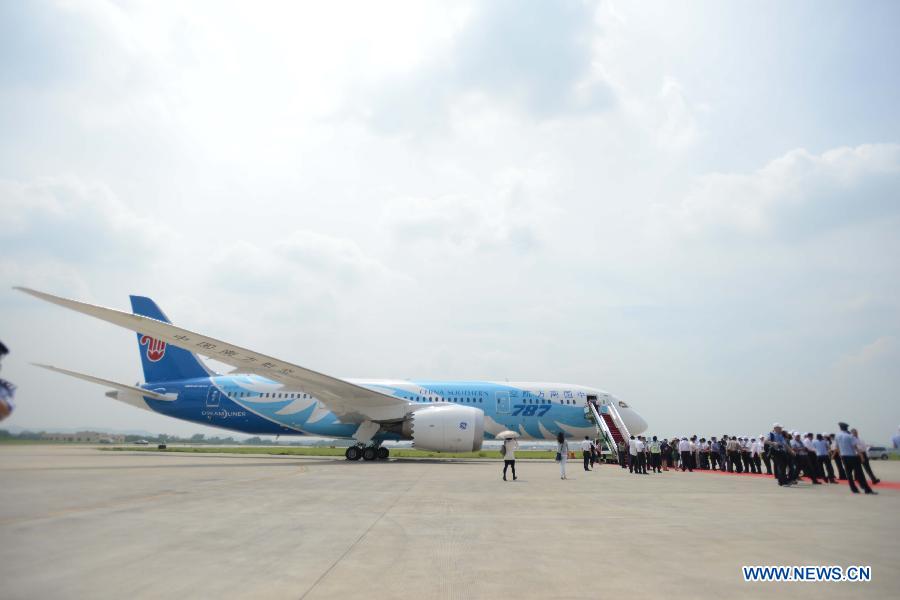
[206,386,220,408]
[495,391,510,414]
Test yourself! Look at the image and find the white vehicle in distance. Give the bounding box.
[867,446,890,460]
[133,439,150,445]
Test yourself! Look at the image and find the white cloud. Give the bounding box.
[381,166,558,255]
[275,230,394,283]
[656,77,702,150]
[667,143,900,238]
[0,177,171,265]
[207,231,400,298]
[347,0,615,133]
[838,336,897,369]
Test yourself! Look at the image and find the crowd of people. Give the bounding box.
[611,422,883,494]
[500,421,890,493]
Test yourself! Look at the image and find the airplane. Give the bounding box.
[16,287,648,460]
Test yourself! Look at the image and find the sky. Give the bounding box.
[1,0,899,442]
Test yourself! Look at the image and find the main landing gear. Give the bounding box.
[344,444,390,461]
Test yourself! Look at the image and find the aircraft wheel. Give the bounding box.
[345,446,362,461]
[362,447,378,461]
[377,447,389,460]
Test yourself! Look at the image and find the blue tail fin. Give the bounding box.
[130,296,210,383]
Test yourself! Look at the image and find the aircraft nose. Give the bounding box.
[632,411,648,434]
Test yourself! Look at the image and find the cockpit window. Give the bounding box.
[618,400,629,409]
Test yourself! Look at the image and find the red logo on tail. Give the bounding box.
[140,335,166,362]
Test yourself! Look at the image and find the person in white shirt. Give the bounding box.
[750,438,764,474]
[740,437,753,473]
[813,433,837,483]
[829,434,847,480]
[581,436,592,472]
[628,435,638,473]
[502,436,518,481]
[837,422,874,494]
[802,433,822,482]
[698,438,710,470]
[635,436,647,474]
[757,435,772,475]
[556,431,569,480]
[678,437,692,472]
[892,426,900,450]
[851,428,880,486]
[691,436,701,471]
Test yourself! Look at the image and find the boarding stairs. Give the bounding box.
[584,396,631,464]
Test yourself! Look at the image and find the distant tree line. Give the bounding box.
[0,429,279,445]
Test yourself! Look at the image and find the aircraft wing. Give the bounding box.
[33,363,176,401]
[17,288,413,423]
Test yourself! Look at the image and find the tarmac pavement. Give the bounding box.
[1,445,897,599]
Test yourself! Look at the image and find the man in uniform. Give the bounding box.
[852,428,880,486]
[836,422,875,494]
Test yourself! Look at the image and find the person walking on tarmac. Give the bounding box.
[750,437,763,474]
[502,436,518,482]
[802,433,822,483]
[768,424,790,486]
[556,432,569,480]
[726,436,741,473]
[678,437,692,472]
[581,436,592,472]
[836,423,875,494]
[759,435,773,475]
[851,428,881,486]
[813,433,837,483]
[830,433,847,480]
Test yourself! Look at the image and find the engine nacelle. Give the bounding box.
[402,405,484,452]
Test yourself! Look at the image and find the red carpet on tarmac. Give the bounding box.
[661,465,900,490]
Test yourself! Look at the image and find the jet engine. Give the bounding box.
[401,404,484,452]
